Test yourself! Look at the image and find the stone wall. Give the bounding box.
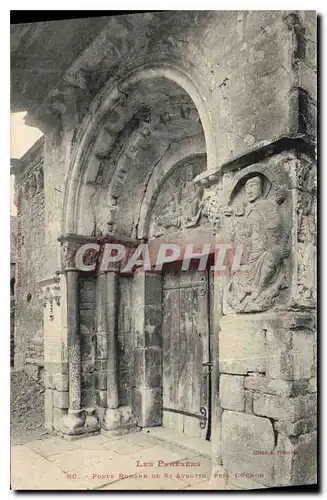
[13,138,45,377]
[219,312,317,487]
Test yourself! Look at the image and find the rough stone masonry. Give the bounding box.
[10,11,317,489]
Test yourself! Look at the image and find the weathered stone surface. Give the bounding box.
[13,139,45,372]
[244,390,253,414]
[264,317,316,381]
[291,330,315,380]
[53,390,69,410]
[274,432,317,486]
[220,375,245,412]
[253,393,316,422]
[44,389,53,432]
[222,410,275,486]
[219,316,266,374]
[97,390,107,408]
[134,347,162,389]
[265,327,293,380]
[245,374,309,397]
[132,388,162,427]
[293,431,317,485]
[245,375,292,396]
[308,377,317,393]
[44,371,55,390]
[53,408,66,432]
[94,370,107,391]
[274,415,317,437]
[54,374,69,392]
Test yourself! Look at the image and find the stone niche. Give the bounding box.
[203,151,317,487]
[148,154,208,240]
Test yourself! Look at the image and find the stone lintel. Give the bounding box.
[58,232,139,247]
[194,133,315,187]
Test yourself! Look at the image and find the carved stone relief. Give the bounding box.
[38,272,61,322]
[61,240,78,270]
[223,163,291,313]
[296,160,317,307]
[148,158,206,238]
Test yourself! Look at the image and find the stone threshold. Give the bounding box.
[141,426,212,459]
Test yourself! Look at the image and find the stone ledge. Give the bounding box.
[194,133,315,185]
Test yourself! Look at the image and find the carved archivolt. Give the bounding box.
[38,272,61,322]
[63,64,215,236]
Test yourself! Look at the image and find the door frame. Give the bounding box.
[132,258,223,461]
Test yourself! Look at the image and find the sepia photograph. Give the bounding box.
[9,8,318,491]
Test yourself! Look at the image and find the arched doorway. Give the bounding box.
[60,64,218,444]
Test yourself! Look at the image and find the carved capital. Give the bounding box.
[38,271,62,321]
[60,239,79,270]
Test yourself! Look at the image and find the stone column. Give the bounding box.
[101,270,120,432]
[106,271,119,409]
[95,271,109,410]
[132,270,162,428]
[60,266,86,435]
[39,271,69,433]
[59,238,99,436]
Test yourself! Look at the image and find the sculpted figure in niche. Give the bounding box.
[227,174,290,313]
[182,168,204,228]
[154,193,181,235]
[153,165,203,236]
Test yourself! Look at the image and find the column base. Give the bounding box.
[60,408,100,437]
[101,405,138,435]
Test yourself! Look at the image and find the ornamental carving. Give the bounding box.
[39,272,61,321]
[150,160,205,238]
[200,185,223,234]
[296,161,317,306]
[61,240,78,270]
[224,165,291,313]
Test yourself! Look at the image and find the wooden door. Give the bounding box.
[162,267,211,439]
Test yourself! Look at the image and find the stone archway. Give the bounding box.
[58,63,219,443]
[62,64,215,236]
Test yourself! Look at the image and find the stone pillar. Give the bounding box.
[101,267,137,435]
[94,271,109,410]
[39,271,69,433]
[60,268,86,435]
[102,270,121,432]
[132,270,162,428]
[106,271,119,409]
[59,237,100,437]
